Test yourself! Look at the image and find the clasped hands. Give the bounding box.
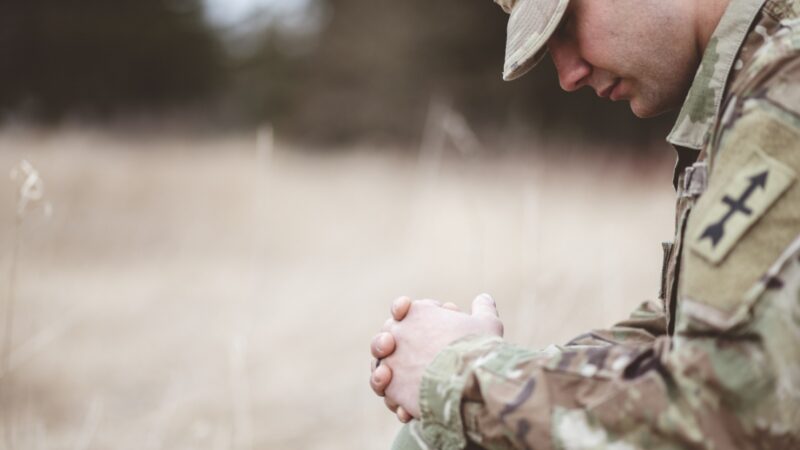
[369,294,504,423]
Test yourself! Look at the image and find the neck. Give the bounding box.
[693,0,732,56]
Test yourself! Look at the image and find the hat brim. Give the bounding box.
[502,0,569,81]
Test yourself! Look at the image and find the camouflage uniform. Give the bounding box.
[393,0,800,448]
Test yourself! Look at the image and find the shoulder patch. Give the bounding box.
[691,150,795,264]
[678,105,800,317]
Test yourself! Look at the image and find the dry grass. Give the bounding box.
[0,127,676,449]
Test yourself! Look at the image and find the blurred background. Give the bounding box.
[0,0,679,448]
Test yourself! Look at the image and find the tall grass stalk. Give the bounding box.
[73,397,103,450]
[2,214,20,380]
[226,126,272,450]
[230,334,252,450]
[3,160,48,449]
[1,213,21,450]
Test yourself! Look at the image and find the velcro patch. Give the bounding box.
[691,150,795,264]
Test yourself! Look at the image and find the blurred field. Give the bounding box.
[0,128,676,450]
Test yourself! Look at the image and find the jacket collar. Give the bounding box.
[667,0,767,150]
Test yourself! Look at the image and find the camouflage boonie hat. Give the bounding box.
[494,0,570,80]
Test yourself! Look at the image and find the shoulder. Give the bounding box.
[729,17,800,120]
[678,55,800,329]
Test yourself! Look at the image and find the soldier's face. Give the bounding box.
[546,0,699,118]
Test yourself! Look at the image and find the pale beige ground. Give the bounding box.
[0,128,676,450]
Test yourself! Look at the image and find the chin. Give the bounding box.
[629,89,684,118]
[629,99,671,119]
[631,106,659,119]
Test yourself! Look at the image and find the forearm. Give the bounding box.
[418,332,773,450]
[413,297,670,450]
[416,236,800,450]
[417,335,639,449]
[564,299,667,348]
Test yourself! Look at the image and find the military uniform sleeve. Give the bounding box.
[417,233,800,450]
[417,247,800,450]
[563,299,667,348]
[414,299,668,450]
[414,63,800,450]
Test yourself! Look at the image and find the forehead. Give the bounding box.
[554,0,658,41]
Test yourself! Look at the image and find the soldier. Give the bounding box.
[369,0,800,448]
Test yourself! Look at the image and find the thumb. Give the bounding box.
[471,293,499,318]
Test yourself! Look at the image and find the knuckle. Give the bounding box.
[476,317,503,336]
[407,299,434,315]
[380,332,394,347]
[370,338,382,356]
[370,379,384,396]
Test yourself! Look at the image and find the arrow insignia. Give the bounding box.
[700,170,769,248]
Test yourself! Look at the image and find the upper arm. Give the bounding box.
[677,49,800,334]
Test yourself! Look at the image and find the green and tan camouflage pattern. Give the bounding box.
[395,0,800,448]
[667,0,766,150]
[497,0,570,81]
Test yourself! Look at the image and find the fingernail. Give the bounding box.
[479,293,494,304]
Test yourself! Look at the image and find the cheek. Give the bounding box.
[643,46,693,93]
[574,19,626,72]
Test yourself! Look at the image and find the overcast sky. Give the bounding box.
[203,0,311,27]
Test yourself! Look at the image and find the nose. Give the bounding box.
[547,38,591,92]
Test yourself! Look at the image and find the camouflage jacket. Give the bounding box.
[411,0,800,448]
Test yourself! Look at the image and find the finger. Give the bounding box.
[382,317,395,332]
[442,302,460,312]
[384,395,399,413]
[471,293,499,318]
[396,406,413,423]
[370,364,392,397]
[391,296,412,321]
[370,332,396,359]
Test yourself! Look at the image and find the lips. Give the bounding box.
[598,79,620,99]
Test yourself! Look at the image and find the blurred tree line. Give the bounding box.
[0,0,225,120]
[0,0,674,146]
